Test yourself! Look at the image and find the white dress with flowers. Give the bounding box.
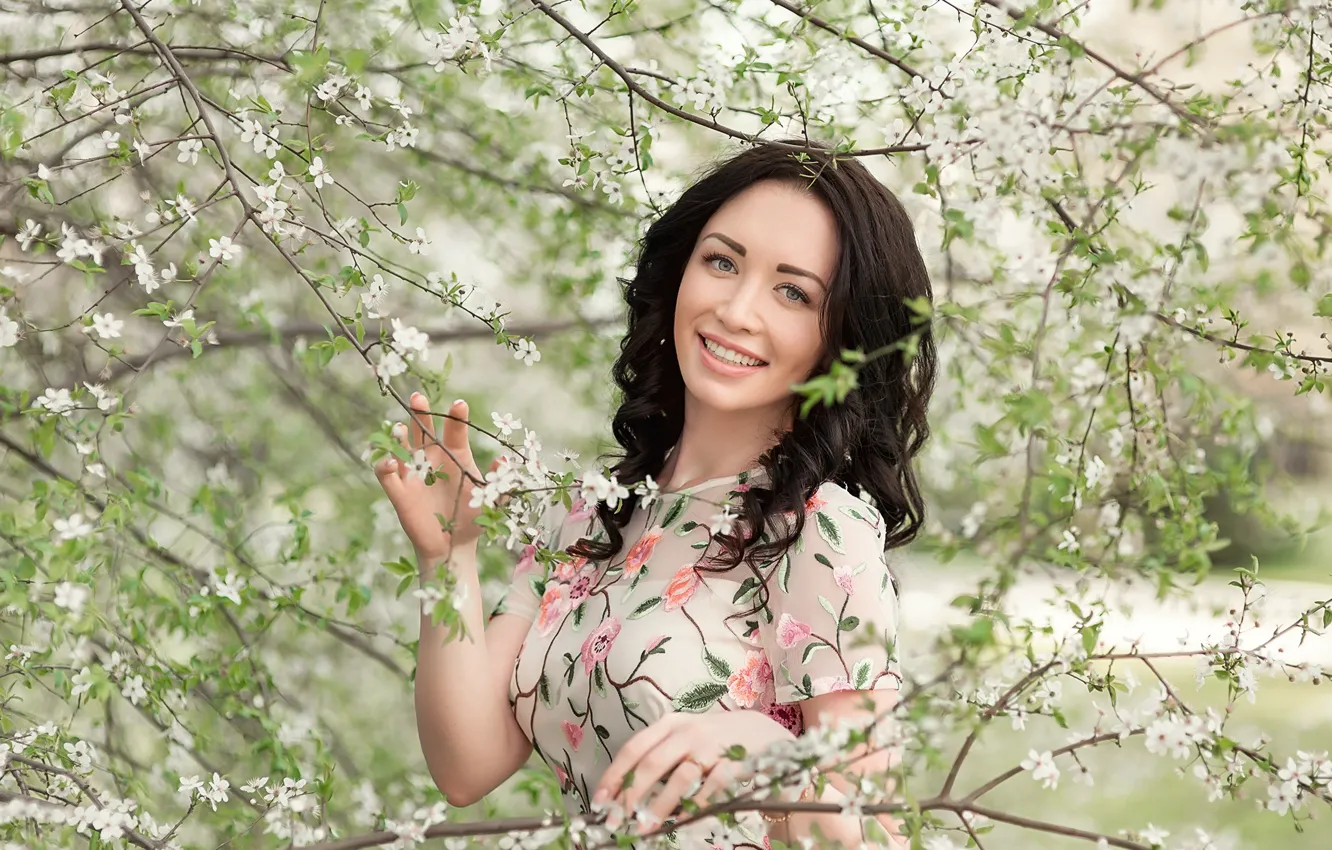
[490,466,902,847]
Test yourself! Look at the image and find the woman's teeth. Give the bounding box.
[702,336,765,367]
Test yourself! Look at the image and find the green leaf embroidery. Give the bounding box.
[661,496,688,529]
[777,553,792,593]
[572,602,585,629]
[593,663,606,696]
[629,596,662,619]
[676,520,699,537]
[816,512,845,554]
[538,673,552,706]
[671,681,729,712]
[703,649,732,681]
[800,641,828,665]
[814,552,833,569]
[818,594,836,617]
[839,615,861,632]
[732,577,760,604]
[838,505,869,525]
[852,658,872,689]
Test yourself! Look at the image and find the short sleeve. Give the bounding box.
[758,483,902,703]
[489,497,571,623]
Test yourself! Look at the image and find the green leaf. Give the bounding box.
[661,496,688,528]
[703,649,732,681]
[815,512,844,554]
[800,641,828,664]
[1316,293,1332,317]
[628,596,661,619]
[671,681,728,712]
[839,615,861,632]
[852,658,872,689]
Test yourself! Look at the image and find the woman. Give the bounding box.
[374,138,935,849]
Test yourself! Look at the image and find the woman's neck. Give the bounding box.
[657,396,790,491]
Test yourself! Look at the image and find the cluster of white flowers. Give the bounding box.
[179,772,232,812]
[1266,750,1332,815]
[361,273,390,318]
[252,171,292,235]
[1142,712,1216,760]
[579,471,630,510]
[237,118,280,158]
[427,14,499,75]
[53,222,108,268]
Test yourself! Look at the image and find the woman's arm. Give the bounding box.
[414,540,534,807]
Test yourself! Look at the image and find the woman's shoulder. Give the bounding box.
[796,479,889,551]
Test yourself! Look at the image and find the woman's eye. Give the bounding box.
[703,252,735,273]
[779,284,810,304]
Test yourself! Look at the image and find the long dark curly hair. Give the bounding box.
[567,138,936,579]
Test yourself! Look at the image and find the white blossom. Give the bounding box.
[208,236,240,263]
[1020,749,1060,789]
[177,138,203,165]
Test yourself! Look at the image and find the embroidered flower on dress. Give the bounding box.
[568,496,596,522]
[775,612,813,649]
[661,565,701,611]
[581,617,622,674]
[805,493,827,514]
[536,583,571,636]
[514,543,538,577]
[554,554,587,582]
[726,650,775,708]
[833,563,856,596]
[562,721,584,751]
[811,675,856,694]
[623,529,663,574]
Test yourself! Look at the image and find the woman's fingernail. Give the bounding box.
[592,789,607,806]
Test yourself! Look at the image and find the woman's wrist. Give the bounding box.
[416,537,477,578]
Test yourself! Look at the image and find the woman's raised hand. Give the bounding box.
[374,392,486,561]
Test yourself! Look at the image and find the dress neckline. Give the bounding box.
[656,446,768,495]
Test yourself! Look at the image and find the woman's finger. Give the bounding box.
[642,760,706,835]
[373,455,401,491]
[408,392,435,451]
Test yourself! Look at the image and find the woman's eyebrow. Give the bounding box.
[701,231,827,290]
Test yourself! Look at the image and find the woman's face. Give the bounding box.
[673,179,839,427]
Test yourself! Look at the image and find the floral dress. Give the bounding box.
[490,465,902,848]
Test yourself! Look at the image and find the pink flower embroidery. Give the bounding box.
[805,493,827,514]
[726,650,775,708]
[775,613,813,649]
[569,497,596,522]
[562,720,584,751]
[555,764,568,786]
[581,617,622,675]
[554,555,587,582]
[833,564,855,596]
[514,543,537,577]
[661,565,701,612]
[535,583,570,636]
[811,675,856,694]
[624,529,663,574]
[645,634,669,653]
[568,574,593,603]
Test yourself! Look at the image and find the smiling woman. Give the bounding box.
[397,137,934,849]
